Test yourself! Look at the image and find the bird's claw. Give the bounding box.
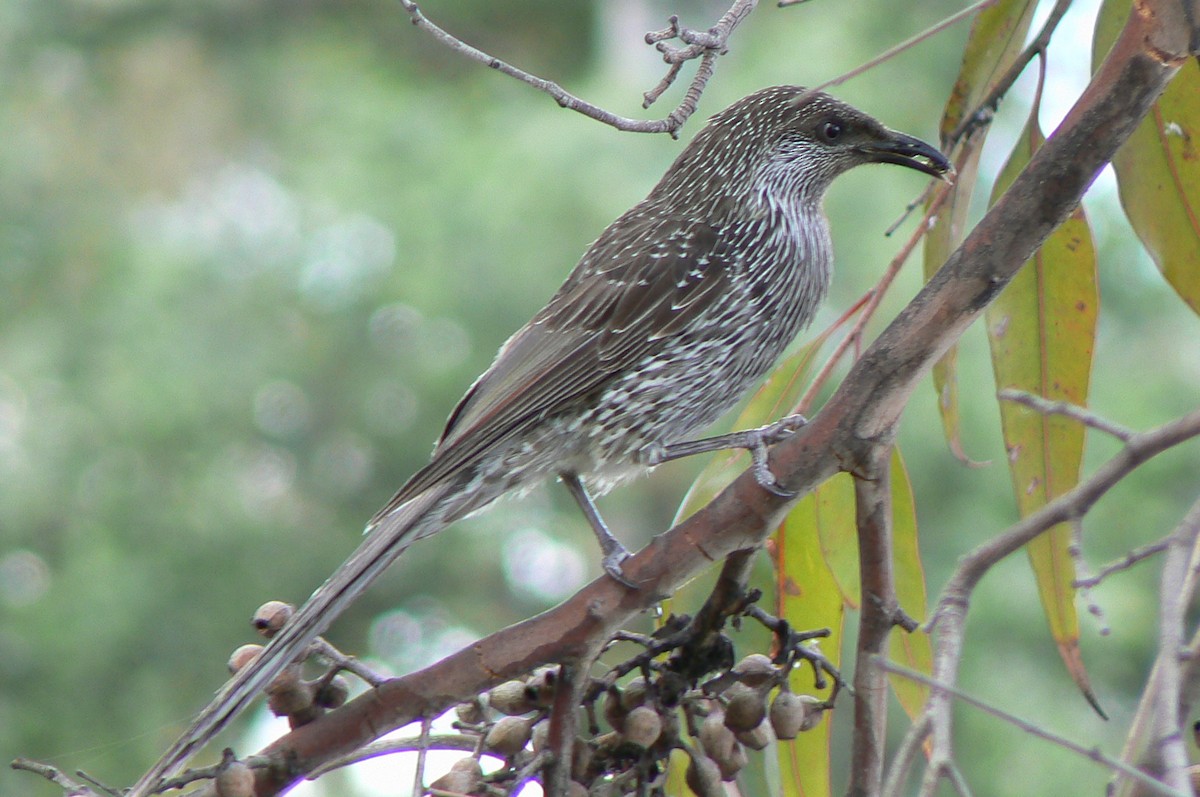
[602,548,637,589]
[748,414,805,499]
[758,413,808,445]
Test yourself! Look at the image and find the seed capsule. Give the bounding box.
[732,653,777,688]
[622,706,662,749]
[769,691,818,739]
[214,754,254,797]
[428,756,483,794]
[685,751,725,797]
[227,644,263,674]
[722,682,767,732]
[484,715,535,756]
[488,679,535,716]
[734,721,773,751]
[251,601,295,638]
[314,675,350,709]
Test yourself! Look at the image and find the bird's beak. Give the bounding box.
[863,131,954,181]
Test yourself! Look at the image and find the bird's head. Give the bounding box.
[653,86,952,217]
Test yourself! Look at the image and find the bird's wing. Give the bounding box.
[371,210,735,521]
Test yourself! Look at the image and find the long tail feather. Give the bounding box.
[128,480,453,797]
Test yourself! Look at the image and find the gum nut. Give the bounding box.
[314,675,350,709]
[769,691,809,740]
[455,699,486,725]
[265,669,313,716]
[732,653,776,688]
[685,751,725,797]
[214,760,254,797]
[723,683,767,732]
[488,679,535,716]
[735,721,773,751]
[429,758,482,795]
[485,715,535,756]
[603,687,627,732]
[227,644,264,674]
[710,735,748,781]
[798,695,825,732]
[251,601,294,638]
[527,665,559,707]
[428,756,484,793]
[622,706,662,749]
[699,712,738,763]
[620,676,648,711]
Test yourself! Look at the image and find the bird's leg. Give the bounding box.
[642,414,807,498]
[560,472,637,588]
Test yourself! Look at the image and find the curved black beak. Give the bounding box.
[863,131,954,181]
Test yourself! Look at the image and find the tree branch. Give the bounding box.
[394,0,761,136]
[848,449,898,797]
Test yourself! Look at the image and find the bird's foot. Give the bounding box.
[742,414,806,498]
[601,545,637,589]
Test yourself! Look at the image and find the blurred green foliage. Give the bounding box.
[2,1,1198,795]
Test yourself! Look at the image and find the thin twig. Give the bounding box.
[395,0,758,136]
[10,759,102,797]
[944,0,1076,147]
[1074,537,1171,589]
[1108,497,1200,796]
[310,638,388,687]
[885,411,1200,797]
[998,389,1135,441]
[308,733,481,778]
[881,660,1190,797]
[810,0,1000,95]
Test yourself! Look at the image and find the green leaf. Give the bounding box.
[887,448,931,719]
[926,0,1038,460]
[1094,0,1200,316]
[985,96,1100,707]
[774,496,844,797]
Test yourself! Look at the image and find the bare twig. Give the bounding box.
[811,0,1000,95]
[395,0,759,136]
[998,389,1135,441]
[944,0,1075,147]
[310,638,388,687]
[309,733,480,778]
[1108,497,1200,797]
[881,660,1189,797]
[929,410,1200,633]
[887,411,1200,797]
[10,759,102,797]
[1074,537,1171,589]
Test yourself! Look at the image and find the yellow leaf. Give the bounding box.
[926,0,1038,460]
[775,499,844,797]
[888,448,931,718]
[1094,0,1200,316]
[985,93,1100,706]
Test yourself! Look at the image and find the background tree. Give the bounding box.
[3,0,1198,796]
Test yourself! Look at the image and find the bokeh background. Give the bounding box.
[3,0,1198,795]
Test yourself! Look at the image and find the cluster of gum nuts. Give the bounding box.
[436,653,827,797]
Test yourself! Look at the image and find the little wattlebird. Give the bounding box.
[129,85,950,795]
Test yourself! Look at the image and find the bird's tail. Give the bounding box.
[127,479,456,797]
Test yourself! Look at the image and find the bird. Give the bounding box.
[128,85,950,795]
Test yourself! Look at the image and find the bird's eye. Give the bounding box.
[818,120,843,143]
